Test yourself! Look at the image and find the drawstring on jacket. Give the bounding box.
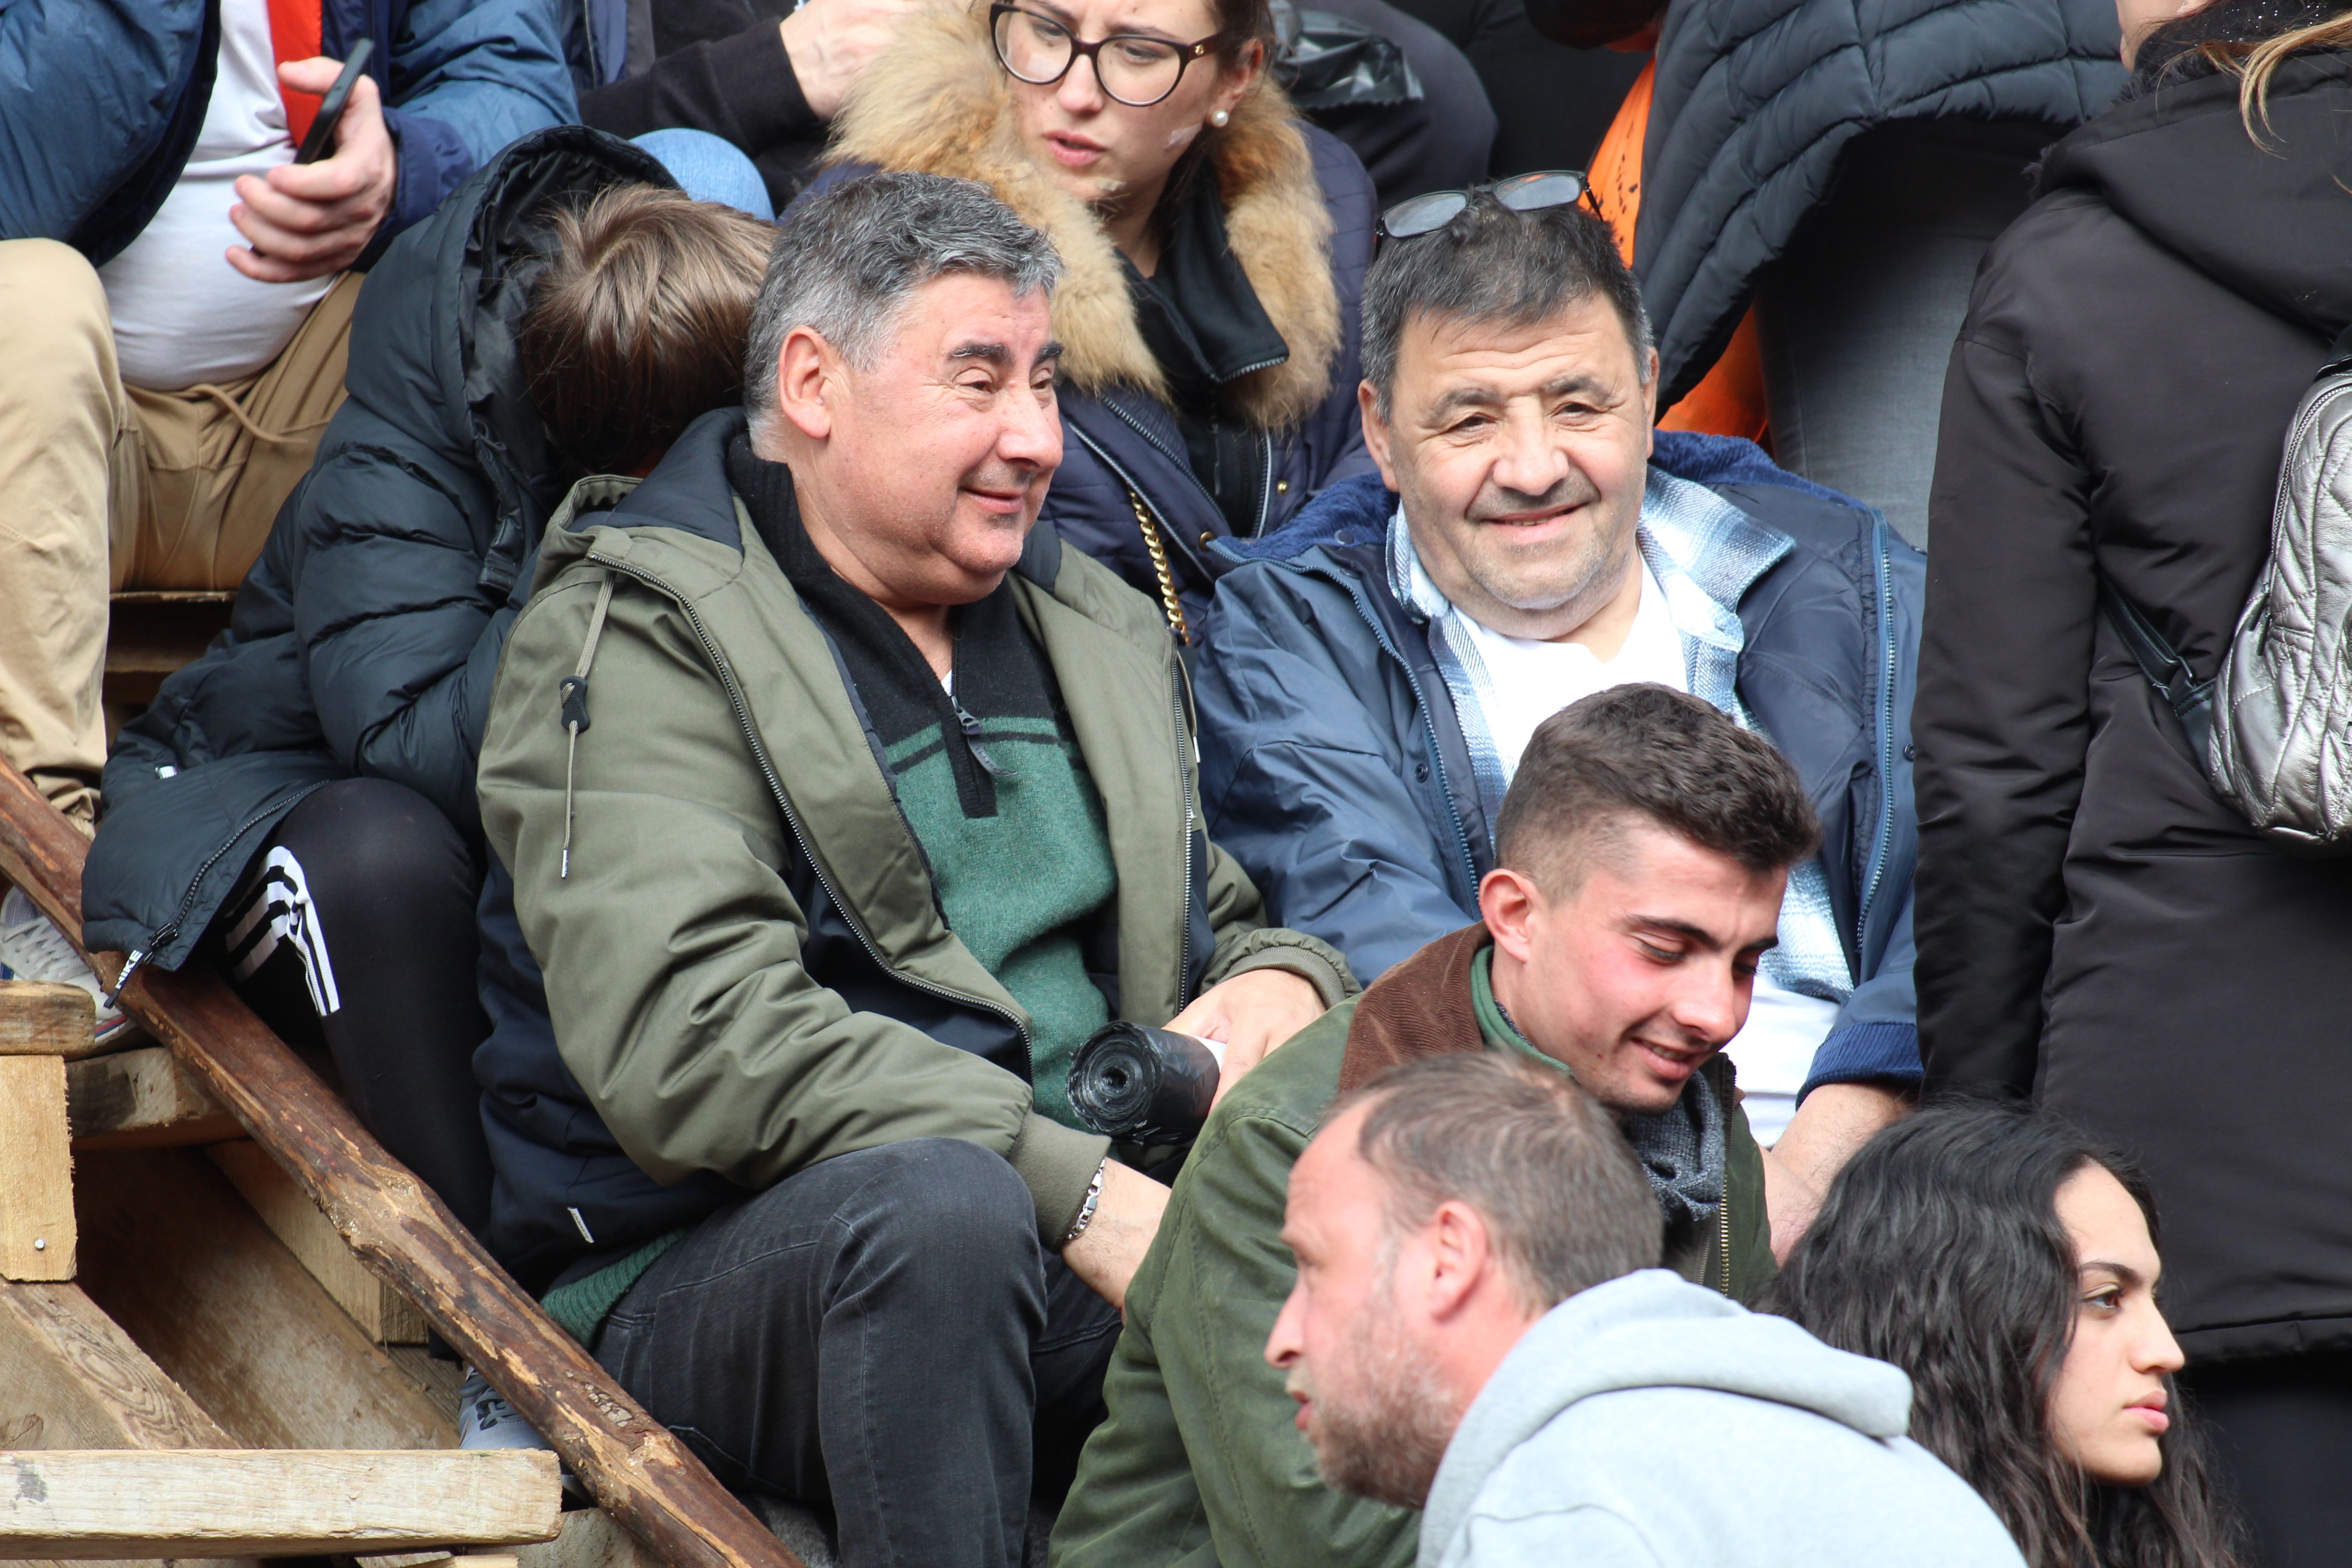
[559,576,616,879]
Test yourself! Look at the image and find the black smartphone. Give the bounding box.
[294,38,376,165]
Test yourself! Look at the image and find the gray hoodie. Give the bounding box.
[1419,1269,2027,1568]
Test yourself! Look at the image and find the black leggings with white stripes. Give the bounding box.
[215,778,496,1236]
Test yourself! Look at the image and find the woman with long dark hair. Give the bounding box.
[1768,1103,2245,1568]
[1914,0,2352,1556]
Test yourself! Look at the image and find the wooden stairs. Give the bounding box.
[0,732,804,1568]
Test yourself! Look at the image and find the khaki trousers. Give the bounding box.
[0,239,358,826]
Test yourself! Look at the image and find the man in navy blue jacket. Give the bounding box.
[1193,190,1924,1214]
[0,0,573,1029]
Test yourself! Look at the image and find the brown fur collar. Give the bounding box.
[826,0,1341,429]
[1336,924,1491,1093]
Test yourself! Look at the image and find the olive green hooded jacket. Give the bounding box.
[474,410,1353,1280]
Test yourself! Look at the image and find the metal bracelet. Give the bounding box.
[1063,1158,1110,1247]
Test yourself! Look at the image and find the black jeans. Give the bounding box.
[217,777,496,1235]
[595,1138,1124,1568]
[2180,1352,2352,1567]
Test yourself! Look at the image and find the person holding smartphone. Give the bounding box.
[0,0,576,1034]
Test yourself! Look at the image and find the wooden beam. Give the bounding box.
[0,1057,73,1281]
[208,1143,428,1344]
[0,1283,230,1453]
[0,1449,559,1558]
[509,1509,662,1568]
[0,756,797,1568]
[73,1149,449,1452]
[66,1049,237,1152]
[0,984,95,1059]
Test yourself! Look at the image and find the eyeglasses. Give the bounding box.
[1376,170,1595,240]
[990,3,1230,108]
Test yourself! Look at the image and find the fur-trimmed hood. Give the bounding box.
[827,0,1343,430]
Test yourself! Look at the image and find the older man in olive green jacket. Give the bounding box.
[474,172,1351,1568]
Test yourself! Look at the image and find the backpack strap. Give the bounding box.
[2097,571,2215,762]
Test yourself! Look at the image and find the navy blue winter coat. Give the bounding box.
[84,129,676,975]
[1195,434,1926,1091]
[0,0,579,269]
[801,2,1376,628]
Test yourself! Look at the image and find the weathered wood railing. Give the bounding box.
[0,755,798,1568]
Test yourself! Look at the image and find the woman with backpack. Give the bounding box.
[1914,2,2352,1557]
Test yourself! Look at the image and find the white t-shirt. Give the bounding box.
[98,0,334,390]
[1460,562,1838,1147]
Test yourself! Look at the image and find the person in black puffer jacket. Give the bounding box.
[81,128,774,1234]
[1547,0,2123,544]
[1915,8,2352,1560]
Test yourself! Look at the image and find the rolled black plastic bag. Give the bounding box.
[1068,1023,1223,1145]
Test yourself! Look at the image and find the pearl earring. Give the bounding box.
[1210,108,1230,127]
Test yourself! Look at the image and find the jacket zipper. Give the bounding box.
[1331,573,1482,900]
[583,554,1033,1051]
[1718,1176,1734,1296]
[1854,517,1900,955]
[1069,423,1214,584]
[1251,430,1275,538]
[109,779,336,1004]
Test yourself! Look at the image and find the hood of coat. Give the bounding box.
[348,125,677,593]
[824,1,1340,429]
[1419,1269,1914,1553]
[2037,53,2352,337]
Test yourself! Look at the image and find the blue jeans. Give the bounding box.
[594,1138,1123,1568]
[630,128,775,221]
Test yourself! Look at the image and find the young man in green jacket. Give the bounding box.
[472,172,1352,1567]
[1051,684,1818,1568]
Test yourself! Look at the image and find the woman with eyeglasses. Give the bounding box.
[1767,1102,2246,1568]
[798,0,1378,637]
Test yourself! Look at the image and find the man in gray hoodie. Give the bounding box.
[1265,1052,2026,1567]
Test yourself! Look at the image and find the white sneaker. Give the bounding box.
[457,1367,554,1451]
[0,885,131,1046]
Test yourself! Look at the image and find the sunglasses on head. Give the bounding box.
[1376,170,1595,241]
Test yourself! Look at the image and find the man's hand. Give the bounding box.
[1165,967,1328,1108]
[229,59,398,283]
[780,0,929,119]
[1061,1159,1170,1313]
[1760,1082,1914,1260]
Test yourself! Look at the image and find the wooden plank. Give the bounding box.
[510,1509,662,1568]
[0,1449,559,1558]
[208,1143,428,1344]
[0,985,94,1059]
[74,1149,450,1452]
[66,1050,237,1152]
[0,755,798,1568]
[0,1058,73,1281]
[0,1284,230,1453]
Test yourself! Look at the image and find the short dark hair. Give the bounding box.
[519,184,779,476]
[1494,683,1822,894]
[1335,1053,1661,1314]
[1360,192,1654,418]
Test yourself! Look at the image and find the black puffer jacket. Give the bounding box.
[1915,51,2352,1362]
[83,128,674,974]
[1635,0,2122,405]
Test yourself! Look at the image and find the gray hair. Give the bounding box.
[1360,192,1656,419]
[744,172,1063,435]
[1335,1052,1661,1315]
